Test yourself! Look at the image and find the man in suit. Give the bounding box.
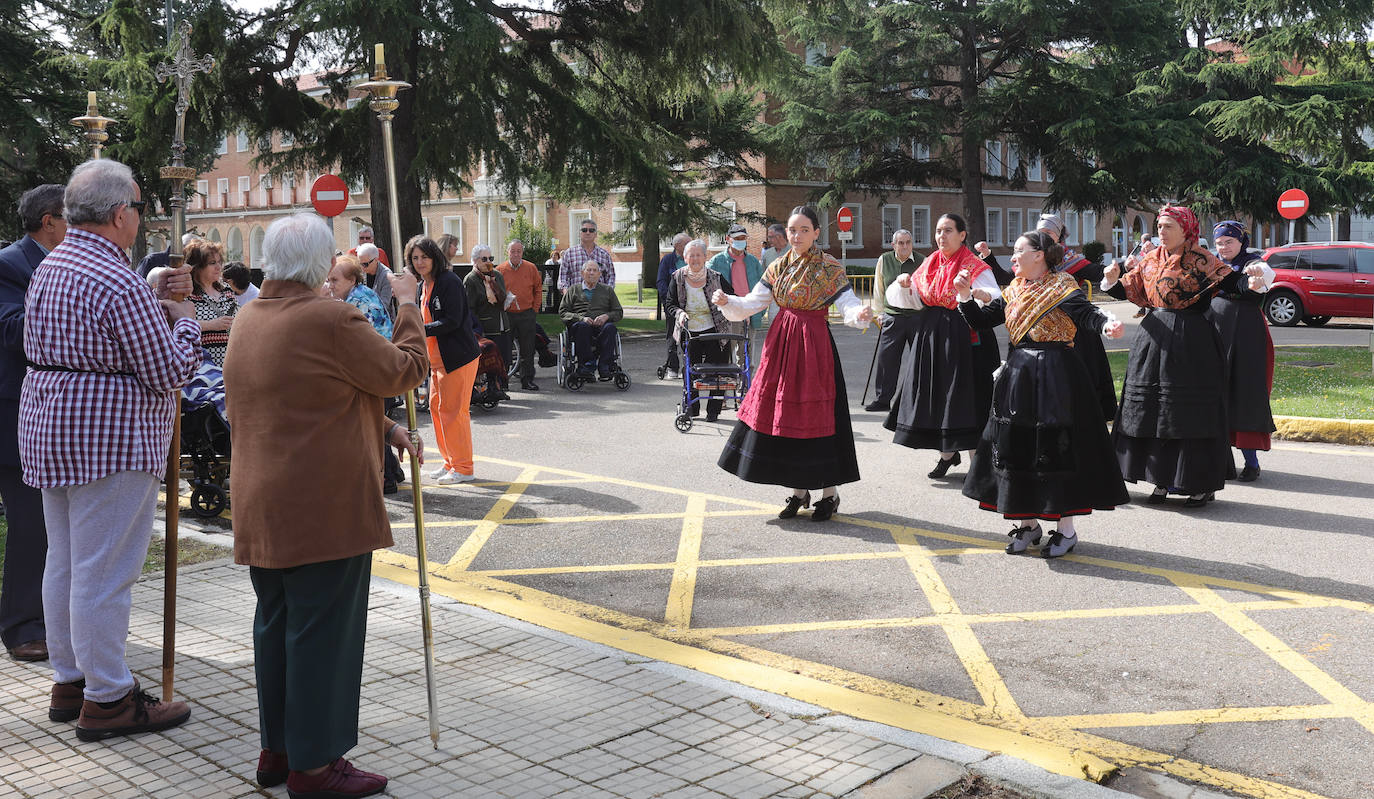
[0,184,65,661]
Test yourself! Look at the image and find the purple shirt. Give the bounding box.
[20,228,201,487]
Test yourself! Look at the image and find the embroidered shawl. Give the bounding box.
[914,247,989,309]
[764,246,849,311]
[1120,242,1232,310]
[1004,272,1082,344]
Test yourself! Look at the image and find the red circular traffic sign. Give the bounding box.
[836,207,854,232]
[1277,188,1309,220]
[310,174,349,218]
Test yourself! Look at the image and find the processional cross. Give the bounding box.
[154,21,214,168]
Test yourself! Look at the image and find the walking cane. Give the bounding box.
[861,320,883,406]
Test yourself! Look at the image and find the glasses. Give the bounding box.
[580,227,597,233]
[126,200,146,214]
[476,256,494,262]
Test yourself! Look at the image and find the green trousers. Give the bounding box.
[250,553,371,771]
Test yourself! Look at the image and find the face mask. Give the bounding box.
[730,239,747,251]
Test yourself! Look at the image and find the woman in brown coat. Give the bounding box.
[224,213,427,799]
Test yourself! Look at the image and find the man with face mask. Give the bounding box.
[707,224,764,329]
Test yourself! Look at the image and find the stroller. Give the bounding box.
[180,400,231,518]
[673,328,751,432]
[471,336,510,411]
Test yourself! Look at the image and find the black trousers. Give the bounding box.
[508,309,537,382]
[663,302,680,371]
[569,321,618,373]
[874,313,921,405]
[250,553,371,771]
[0,464,46,648]
[686,334,729,417]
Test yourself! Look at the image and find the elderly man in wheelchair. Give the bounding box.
[559,260,625,382]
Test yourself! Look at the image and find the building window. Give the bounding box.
[1007,144,1021,176]
[215,135,227,156]
[442,216,463,249]
[611,207,637,252]
[805,42,827,66]
[911,205,931,248]
[881,205,901,247]
[837,203,863,248]
[258,174,270,207]
[238,176,251,207]
[708,201,737,249]
[236,130,249,152]
[1082,211,1097,245]
[985,141,1003,177]
[568,210,593,248]
[1006,209,1023,243]
[1065,210,1080,246]
[282,173,296,205]
[1027,156,1042,183]
[986,207,1003,247]
[216,178,229,209]
[349,177,364,195]
[912,140,931,161]
[280,131,293,148]
[196,180,208,210]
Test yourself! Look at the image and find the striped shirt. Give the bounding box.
[557,244,615,291]
[20,228,202,487]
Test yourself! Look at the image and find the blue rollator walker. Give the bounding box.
[673,328,752,432]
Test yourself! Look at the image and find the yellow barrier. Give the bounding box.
[830,273,876,319]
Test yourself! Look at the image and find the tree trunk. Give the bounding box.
[1338,212,1352,240]
[958,3,986,244]
[641,213,661,318]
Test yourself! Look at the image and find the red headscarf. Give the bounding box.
[1158,205,1200,250]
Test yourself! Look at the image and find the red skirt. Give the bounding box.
[737,308,835,439]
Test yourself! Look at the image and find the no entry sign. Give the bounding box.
[1277,189,1309,220]
[836,207,854,232]
[310,174,349,218]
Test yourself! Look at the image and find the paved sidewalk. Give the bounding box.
[0,557,1145,799]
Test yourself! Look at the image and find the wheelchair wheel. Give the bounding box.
[675,413,693,433]
[190,483,227,518]
[656,365,666,379]
[566,374,584,391]
[480,398,499,410]
[614,373,630,391]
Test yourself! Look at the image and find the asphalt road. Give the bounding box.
[372,312,1374,799]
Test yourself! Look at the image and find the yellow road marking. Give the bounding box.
[1044,704,1350,728]
[665,495,707,628]
[438,467,538,573]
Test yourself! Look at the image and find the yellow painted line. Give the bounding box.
[890,526,1025,720]
[1270,442,1374,457]
[473,454,778,510]
[1174,579,1374,735]
[1045,704,1350,728]
[665,495,707,628]
[438,467,538,574]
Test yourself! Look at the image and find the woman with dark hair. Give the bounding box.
[222,261,259,305]
[186,238,237,366]
[713,206,873,521]
[1101,206,1268,506]
[958,231,1129,558]
[884,213,1001,478]
[1207,221,1275,482]
[407,235,482,484]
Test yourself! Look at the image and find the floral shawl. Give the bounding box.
[763,246,850,311]
[914,246,989,309]
[1120,244,1231,310]
[1004,271,1081,345]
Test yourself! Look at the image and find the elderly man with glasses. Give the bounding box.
[554,219,615,292]
[347,226,389,269]
[20,159,202,740]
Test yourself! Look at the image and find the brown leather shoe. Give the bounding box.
[8,640,48,662]
[50,679,85,722]
[75,682,191,742]
[257,749,289,787]
[285,758,387,799]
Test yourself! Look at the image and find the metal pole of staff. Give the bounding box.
[152,22,214,703]
[355,47,441,749]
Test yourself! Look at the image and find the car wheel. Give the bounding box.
[1302,315,1331,327]
[1263,290,1303,327]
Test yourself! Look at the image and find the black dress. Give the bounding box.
[884,305,1000,453]
[1206,278,1276,449]
[959,291,1129,519]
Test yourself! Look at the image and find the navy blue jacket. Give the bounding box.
[0,235,46,466]
[421,269,482,372]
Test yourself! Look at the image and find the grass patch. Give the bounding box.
[144,534,233,573]
[1105,345,1374,419]
[536,313,665,336]
[614,282,658,308]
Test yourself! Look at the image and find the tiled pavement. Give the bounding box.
[0,559,1136,799]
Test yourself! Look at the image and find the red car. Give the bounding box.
[1259,241,1374,326]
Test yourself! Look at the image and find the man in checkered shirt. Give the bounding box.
[555,218,615,291]
[20,159,202,741]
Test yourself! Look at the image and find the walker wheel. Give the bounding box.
[481,398,499,410]
[189,484,227,518]
[614,373,631,391]
[566,374,584,391]
[675,413,693,433]
[656,366,667,379]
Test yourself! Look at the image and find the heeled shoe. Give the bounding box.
[927,452,961,479]
[1004,525,1043,555]
[1183,491,1215,507]
[1147,486,1168,504]
[778,492,810,519]
[1042,530,1077,559]
[811,496,839,522]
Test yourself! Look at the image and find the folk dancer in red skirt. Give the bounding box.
[714,206,873,522]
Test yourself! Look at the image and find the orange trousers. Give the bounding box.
[430,360,478,475]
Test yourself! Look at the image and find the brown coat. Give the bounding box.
[225,280,428,569]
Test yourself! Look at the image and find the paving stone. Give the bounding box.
[849,754,965,798]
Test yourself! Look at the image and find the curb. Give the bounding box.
[1273,415,1374,446]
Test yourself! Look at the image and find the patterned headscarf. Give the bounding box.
[1036,213,1066,241]
[1158,205,1200,250]
[1212,220,1259,270]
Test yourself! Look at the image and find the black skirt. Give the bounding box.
[1113,305,1235,493]
[962,343,1129,518]
[1073,324,1118,422]
[1206,295,1276,437]
[718,335,860,489]
[885,306,999,452]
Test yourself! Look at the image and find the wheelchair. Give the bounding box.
[557,323,631,391]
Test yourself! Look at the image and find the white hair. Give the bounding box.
[891,228,912,242]
[581,259,600,271]
[672,232,691,247]
[470,243,493,262]
[683,238,709,257]
[182,232,197,246]
[263,213,335,287]
[356,242,379,261]
[358,226,373,237]
[63,159,137,226]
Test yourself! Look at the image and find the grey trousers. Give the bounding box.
[41,470,159,701]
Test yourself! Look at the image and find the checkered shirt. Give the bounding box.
[557,244,615,290]
[20,228,202,487]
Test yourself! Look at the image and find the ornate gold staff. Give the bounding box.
[353,43,441,749]
[70,91,116,159]
[153,20,214,704]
